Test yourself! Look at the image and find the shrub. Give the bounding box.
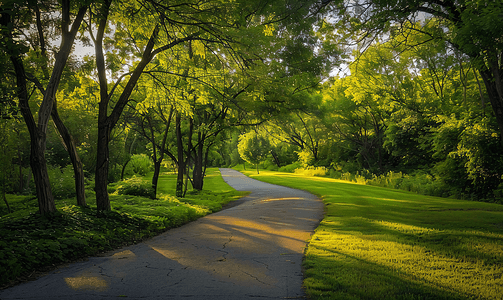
[294,166,327,177]
[124,154,153,177]
[278,162,302,173]
[115,176,155,199]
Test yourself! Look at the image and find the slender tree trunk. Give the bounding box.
[51,105,86,206]
[95,121,111,211]
[175,113,185,197]
[271,150,281,167]
[192,133,205,190]
[120,158,131,181]
[152,161,161,197]
[151,106,173,198]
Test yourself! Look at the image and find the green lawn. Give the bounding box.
[0,168,245,287]
[239,169,503,300]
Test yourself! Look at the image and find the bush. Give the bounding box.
[124,154,153,177]
[294,166,327,177]
[115,176,155,199]
[278,162,302,173]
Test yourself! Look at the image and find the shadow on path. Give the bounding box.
[0,168,323,300]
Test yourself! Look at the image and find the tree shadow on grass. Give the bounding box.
[303,248,468,300]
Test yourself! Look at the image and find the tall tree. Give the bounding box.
[88,0,331,209]
[1,0,88,214]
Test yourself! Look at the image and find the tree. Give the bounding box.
[321,0,503,142]
[238,131,271,174]
[1,0,88,214]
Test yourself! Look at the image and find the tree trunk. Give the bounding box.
[51,105,86,206]
[151,106,173,198]
[192,133,205,190]
[120,158,131,181]
[175,113,185,197]
[95,120,111,211]
[478,59,503,145]
[152,161,161,197]
[9,52,56,215]
[3,2,87,215]
[271,150,281,167]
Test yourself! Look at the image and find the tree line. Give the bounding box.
[1,0,502,215]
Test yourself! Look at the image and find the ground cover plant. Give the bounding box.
[239,169,503,300]
[0,168,245,287]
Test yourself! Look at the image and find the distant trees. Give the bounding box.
[238,131,271,174]
[240,23,502,200]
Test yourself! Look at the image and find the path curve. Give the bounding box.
[0,168,323,300]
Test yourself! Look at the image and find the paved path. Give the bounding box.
[0,168,323,300]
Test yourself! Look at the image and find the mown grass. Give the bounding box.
[0,168,245,288]
[239,169,503,300]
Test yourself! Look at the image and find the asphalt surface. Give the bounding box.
[0,168,324,300]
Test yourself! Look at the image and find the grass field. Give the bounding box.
[239,169,503,300]
[0,168,245,287]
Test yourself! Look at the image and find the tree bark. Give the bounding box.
[151,106,173,198]
[478,55,503,145]
[9,47,55,215]
[95,120,112,211]
[175,113,185,197]
[192,132,205,190]
[51,105,86,206]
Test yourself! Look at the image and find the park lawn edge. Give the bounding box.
[237,168,503,300]
[0,168,246,289]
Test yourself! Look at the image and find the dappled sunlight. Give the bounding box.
[149,239,279,286]
[64,276,108,291]
[373,220,439,235]
[261,197,301,202]
[147,213,313,286]
[63,250,137,292]
[112,250,136,259]
[359,196,416,204]
[205,215,310,254]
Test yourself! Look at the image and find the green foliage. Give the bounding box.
[237,131,271,171]
[124,154,153,177]
[293,166,327,177]
[48,165,76,200]
[114,176,155,199]
[278,162,302,173]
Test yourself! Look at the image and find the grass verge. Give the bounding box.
[239,169,503,300]
[0,168,245,288]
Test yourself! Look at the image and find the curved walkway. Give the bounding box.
[0,168,323,300]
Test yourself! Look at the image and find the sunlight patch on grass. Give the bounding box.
[373,220,439,235]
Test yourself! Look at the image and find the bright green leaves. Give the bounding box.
[237,131,271,172]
